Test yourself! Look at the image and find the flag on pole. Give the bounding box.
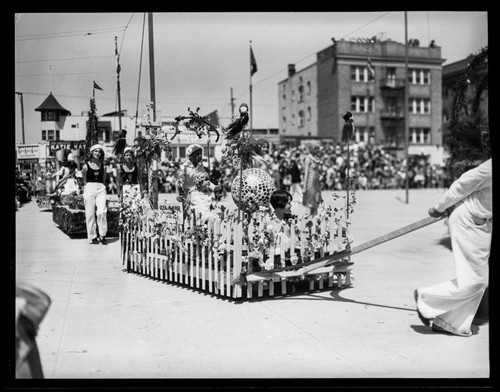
[93,81,103,91]
[115,43,121,74]
[250,47,257,76]
[367,58,375,81]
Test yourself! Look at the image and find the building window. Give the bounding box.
[298,110,305,127]
[291,90,295,102]
[47,130,55,140]
[307,107,312,121]
[282,94,286,108]
[41,130,46,141]
[307,81,311,95]
[298,86,304,103]
[41,110,60,122]
[409,98,431,114]
[179,146,186,159]
[386,68,396,87]
[410,127,431,144]
[291,114,295,127]
[282,116,286,127]
[351,65,373,83]
[56,130,60,140]
[409,68,431,85]
[351,96,375,113]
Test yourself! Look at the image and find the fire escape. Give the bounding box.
[379,70,406,151]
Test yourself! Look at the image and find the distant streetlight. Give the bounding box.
[15,92,25,144]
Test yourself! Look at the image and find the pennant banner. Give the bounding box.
[205,110,220,127]
[93,81,103,91]
[250,47,257,76]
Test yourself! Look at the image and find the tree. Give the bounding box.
[85,98,99,159]
[446,46,489,179]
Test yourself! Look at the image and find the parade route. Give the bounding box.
[14,189,490,384]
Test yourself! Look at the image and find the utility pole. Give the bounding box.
[15,92,25,144]
[404,11,410,204]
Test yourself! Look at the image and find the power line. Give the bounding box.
[16,55,113,64]
[15,26,126,41]
[15,71,115,77]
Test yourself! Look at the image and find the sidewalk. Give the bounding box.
[14,189,490,384]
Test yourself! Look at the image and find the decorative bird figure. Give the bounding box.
[225,103,249,139]
[112,129,128,156]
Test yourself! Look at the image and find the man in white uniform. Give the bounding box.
[415,158,492,336]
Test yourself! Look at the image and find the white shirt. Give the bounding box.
[177,160,214,194]
[435,158,492,219]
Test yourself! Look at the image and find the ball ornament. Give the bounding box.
[231,168,275,213]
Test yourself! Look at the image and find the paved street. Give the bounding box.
[13,189,490,386]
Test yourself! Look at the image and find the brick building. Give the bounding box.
[279,37,445,162]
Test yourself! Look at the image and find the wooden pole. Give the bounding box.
[148,12,158,209]
[404,11,410,204]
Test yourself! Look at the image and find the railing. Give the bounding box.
[120,207,353,299]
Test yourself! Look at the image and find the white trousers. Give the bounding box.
[418,202,491,336]
[83,182,108,240]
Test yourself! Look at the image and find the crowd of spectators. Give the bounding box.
[135,140,449,195]
[22,141,450,200]
[218,141,449,195]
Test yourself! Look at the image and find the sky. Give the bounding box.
[14,11,488,145]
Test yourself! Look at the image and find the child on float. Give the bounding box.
[261,189,300,270]
[118,147,140,202]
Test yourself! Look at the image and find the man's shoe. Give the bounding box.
[414,289,431,327]
[100,237,107,245]
[91,238,100,244]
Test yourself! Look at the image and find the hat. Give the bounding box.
[124,147,134,155]
[187,144,203,157]
[90,144,104,154]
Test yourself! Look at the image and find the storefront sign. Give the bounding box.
[16,144,40,160]
[49,140,86,154]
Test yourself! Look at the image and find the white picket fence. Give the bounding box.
[120,209,353,299]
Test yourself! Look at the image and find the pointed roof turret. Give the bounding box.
[35,92,71,116]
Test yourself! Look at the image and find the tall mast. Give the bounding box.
[115,36,122,131]
[404,11,410,204]
[148,12,157,121]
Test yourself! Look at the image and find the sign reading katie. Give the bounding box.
[49,140,86,154]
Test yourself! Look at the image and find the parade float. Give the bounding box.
[118,104,357,299]
[48,96,121,237]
